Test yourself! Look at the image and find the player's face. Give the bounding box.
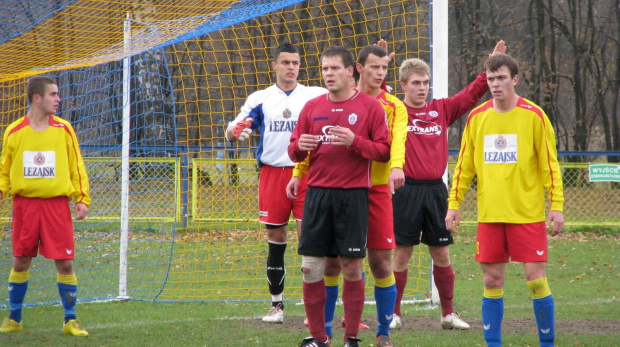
[400,73,430,107]
[36,84,60,115]
[357,53,389,90]
[321,56,352,93]
[272,52,300,86]
[486,65,518,101]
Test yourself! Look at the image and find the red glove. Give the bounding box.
[233,118,253,140]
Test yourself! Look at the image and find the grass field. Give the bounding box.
[0,228,618,346]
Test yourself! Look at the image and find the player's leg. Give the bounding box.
[259,165,295,322]
[298,187,334,345]
[54,259,87,336]
[390,183,423,329]
[368,248,396,343]
[339,256,365,344]
[2,195,38,333]
[423,180,469,329]
[322,257,341,338]
[507,222,554,347]
[263,224,287,322]
[429,245,468,329]
[480,262,506,347]
[477,222,510,347]
[1,257,32,333]
[335,188,369,345]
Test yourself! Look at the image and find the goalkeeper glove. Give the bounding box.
[233,118,253,141]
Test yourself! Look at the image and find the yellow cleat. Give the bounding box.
[63,319,89,337]
[0,317,23,333]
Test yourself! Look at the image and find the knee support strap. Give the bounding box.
[300,256,326,283]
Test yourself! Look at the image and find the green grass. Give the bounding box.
[1,228,618,346]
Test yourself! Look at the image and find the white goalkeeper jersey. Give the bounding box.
[228,83,327,167]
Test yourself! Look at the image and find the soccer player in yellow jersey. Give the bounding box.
[445,54,564,347]
[0,76,91,337]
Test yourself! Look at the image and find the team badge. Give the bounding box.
[494,135,507,150]
[282,108,292,119]
[34,152,45,165]
[429,110,439,118]
[348,113,358,125]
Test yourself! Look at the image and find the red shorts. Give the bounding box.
[475,222,548,263]
[258,165,307,225]
[367,184,395,250]
[12,195,75,260]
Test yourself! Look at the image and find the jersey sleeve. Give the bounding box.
[349,100,390,162]
[445,71,489,126]
[65,122,91,206]
[535,109,564,211]
[448,113,477,210]
[226,90,264,133]
[0,124,15,197]
[389,97,408,170]
[288,101,311,163]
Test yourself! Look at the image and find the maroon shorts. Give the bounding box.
[475,222,548,263]
[258,165,307,225]
[367,184,395,250]
[12,195,75,260]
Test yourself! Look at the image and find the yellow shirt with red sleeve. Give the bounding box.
[293,90,407,185]
[448,97,563,223]
[0,115,91,206]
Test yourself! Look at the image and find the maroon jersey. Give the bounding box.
[288,90,390,189]
[403,72,488,180]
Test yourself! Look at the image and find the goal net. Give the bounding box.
[0,0,432,305]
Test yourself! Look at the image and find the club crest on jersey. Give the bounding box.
[34,152,46,165]
[494,135,507,150]
[282,108,292,119]
[428,110,439,118]
[348,113,358,125]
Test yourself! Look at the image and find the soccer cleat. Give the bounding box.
[344,337,362,347]
[298,336,332,347]
[262,303,283,323]
[63,319,89,336]
[340,316,369,330]
[389,314,401,329]
[0,317,22,333]
[376,334,394,347]
[441,312,470,330]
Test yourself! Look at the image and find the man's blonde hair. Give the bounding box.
[398,58,430,83]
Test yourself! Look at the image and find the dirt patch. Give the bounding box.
[256,316,618,335]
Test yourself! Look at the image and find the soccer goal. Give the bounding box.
[0,0,442,306]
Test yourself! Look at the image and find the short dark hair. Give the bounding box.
[484,54,519,78]
[273,42,300,61]
[26,75,56,104]
[321,46,355,68]
[357,45,388,66]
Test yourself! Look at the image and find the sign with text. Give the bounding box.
[588,164,620,182]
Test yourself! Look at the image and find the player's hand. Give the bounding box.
[328,126,355,147]
[286,177,301,200]
[388,168,405,194]
[546,210,564,236]
[298,134,319,151]
[74,202,89,220]
[375,39,396,61]
[490,40,506,57]
[445,209,460,234]
[233,118,253,141]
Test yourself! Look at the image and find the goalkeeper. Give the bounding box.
[0,76,90,336]
[225,42,327,323]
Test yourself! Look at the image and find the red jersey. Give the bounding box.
[402,72,488,180]
[288,90,390,189]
